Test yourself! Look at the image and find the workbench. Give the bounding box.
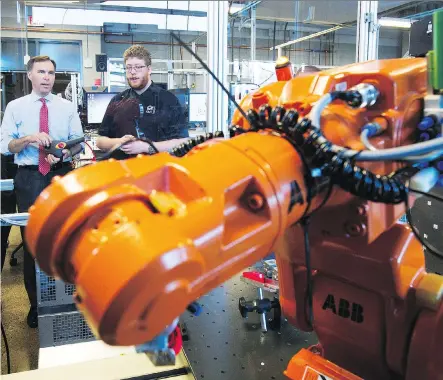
[181,272,317,380]
[2,341,194,380]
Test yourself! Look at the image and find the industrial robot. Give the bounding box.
[25,11,443,380]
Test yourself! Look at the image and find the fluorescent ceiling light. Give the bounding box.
[378,17,412,29]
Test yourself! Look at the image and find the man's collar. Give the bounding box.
[31,91,54,102]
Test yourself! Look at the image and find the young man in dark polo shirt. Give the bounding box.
[97,45,189,159]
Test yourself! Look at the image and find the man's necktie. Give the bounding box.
[38,98,50,176]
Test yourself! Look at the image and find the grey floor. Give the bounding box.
[1,226,39,375]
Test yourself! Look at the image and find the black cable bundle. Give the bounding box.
[169,132,224,157]
[230,104,409,205]
[164,30,439,333]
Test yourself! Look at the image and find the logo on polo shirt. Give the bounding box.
[146,105,156,114]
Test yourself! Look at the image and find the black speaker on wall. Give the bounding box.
[96,54,108,72]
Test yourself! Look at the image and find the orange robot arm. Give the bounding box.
[26,57,443,380]
[26,131,316,345]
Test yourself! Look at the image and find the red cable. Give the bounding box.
[83,140,96,161]
[168,326,183,355]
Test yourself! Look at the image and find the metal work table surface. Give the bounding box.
[181,271,317,380]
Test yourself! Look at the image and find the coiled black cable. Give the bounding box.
[231,104,409,205]
[228,104,417,330]
[169,131,225,157]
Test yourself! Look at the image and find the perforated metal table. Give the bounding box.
[181,272,317,380]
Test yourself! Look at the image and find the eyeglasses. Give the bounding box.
[125,65,147,73]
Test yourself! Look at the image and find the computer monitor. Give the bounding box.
[86,92,117,124]
[189,93,206,123]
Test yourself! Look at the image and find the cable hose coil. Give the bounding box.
[229,105,408,205]
[169,131,224,157]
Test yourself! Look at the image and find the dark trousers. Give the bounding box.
[14,165,72,308]
[1,155,18,271]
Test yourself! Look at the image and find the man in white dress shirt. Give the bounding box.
[1,55,84,328]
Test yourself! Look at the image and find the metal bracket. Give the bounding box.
[364,12,371,24]
[371,22,381,34]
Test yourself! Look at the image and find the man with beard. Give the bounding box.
[96,45,189,159]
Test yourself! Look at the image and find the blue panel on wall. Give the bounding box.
[0,39,37,71]
[39,41,81,72]
[1,38,81,72]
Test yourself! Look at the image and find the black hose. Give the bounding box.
[169,132,224,157]
[231,104,410,205]
[170,32,249,122]
[1,322,11,374]
[97,137,159,162]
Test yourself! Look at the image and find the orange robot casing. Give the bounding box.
[26,58,443,380]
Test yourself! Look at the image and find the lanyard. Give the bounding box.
[134,103,145,139]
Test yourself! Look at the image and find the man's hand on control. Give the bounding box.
[120,140,152,155]
[28,132,52,147]
[62,149,72,160]
[45,154,60,165]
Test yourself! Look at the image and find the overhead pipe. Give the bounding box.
[401,7,443,20]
